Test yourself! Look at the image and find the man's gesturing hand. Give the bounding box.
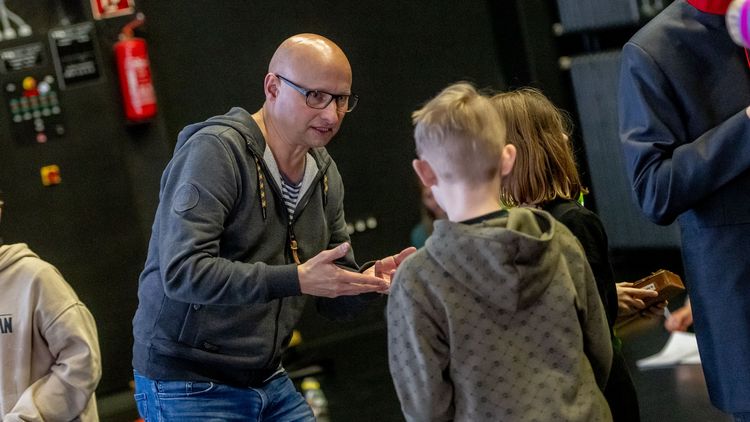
[298,243,390,297]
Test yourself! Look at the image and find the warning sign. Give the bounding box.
[90,0,135,20]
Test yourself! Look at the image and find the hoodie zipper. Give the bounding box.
[289,221,301,265]
[288,164,330,265]
[249,148,332,370]
[254,156,331,262]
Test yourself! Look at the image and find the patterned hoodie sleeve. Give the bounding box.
[387,265,453,422]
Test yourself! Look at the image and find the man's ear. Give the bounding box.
[412,158,437,188]
[500,144,516,176]
[263,73,280,101]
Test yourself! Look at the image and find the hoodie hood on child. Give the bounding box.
[426,208,558,313]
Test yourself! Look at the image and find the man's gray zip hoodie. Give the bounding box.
[132,107,370,387]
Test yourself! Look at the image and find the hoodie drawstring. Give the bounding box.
[254,155,267,220]
[321,174,328,207]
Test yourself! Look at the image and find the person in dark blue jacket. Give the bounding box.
[619,1,750,419]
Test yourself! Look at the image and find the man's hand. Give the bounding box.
[298,243,390,297]
[616,282,662,318]
[364,247,418,287]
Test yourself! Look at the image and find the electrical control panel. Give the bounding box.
[4,68,65,144]
[0,0,66,145]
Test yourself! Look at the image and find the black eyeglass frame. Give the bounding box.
[275,74,358,113]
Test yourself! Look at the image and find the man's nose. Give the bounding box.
[319,100,343,123]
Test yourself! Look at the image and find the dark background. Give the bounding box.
[0,0,685,418]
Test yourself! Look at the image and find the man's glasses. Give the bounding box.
[276,74,358,113]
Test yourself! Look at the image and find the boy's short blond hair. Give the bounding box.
[412,82,505,184]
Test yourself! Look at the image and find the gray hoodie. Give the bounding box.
[132,107,371,386]
[387,208,612,422]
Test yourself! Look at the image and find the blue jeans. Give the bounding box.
[133,371,315,421]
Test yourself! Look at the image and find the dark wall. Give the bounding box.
[2,0,507,399]
[492,0,682,255]
[0,0,685,406]
[0,1,171,395]
[139,0,506,263]
[136,0,509,373]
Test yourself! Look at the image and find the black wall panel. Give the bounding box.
[556,0,640,32]
[0,0,506,399]
[137,0,506,353]
[0,1,171,396]
[0,0,688,409]
[139,0,506,263]
[568,51,681,250]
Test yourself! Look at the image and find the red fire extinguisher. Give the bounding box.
[114,13,157,122]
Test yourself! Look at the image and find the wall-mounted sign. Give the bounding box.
[49,22,102,89]
[0,43,44,74]
[90,0,135,20]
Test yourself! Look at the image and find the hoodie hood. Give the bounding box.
[425,208,561,313]
[0,243,38,273]
[176,106,334,173]
[175,107,266,156]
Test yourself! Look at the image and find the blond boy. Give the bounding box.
[387,83,612,421]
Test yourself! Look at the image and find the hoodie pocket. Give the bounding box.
[177,304,202,345]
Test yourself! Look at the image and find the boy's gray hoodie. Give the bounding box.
[133,107,369,386]
[387,208,612,422]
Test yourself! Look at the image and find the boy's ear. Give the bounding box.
[412,159,437,188]
[500,144,516,176]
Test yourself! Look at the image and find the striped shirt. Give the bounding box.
[280,176,302,218]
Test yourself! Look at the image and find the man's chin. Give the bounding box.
[306,131,336,147]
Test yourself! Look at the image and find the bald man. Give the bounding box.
[132,34,414,421]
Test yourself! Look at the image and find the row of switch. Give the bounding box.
[4,74,65,145]
[8,76,61,123]
[5,75,64,184]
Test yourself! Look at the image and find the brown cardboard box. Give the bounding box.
[632,269,685,307]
